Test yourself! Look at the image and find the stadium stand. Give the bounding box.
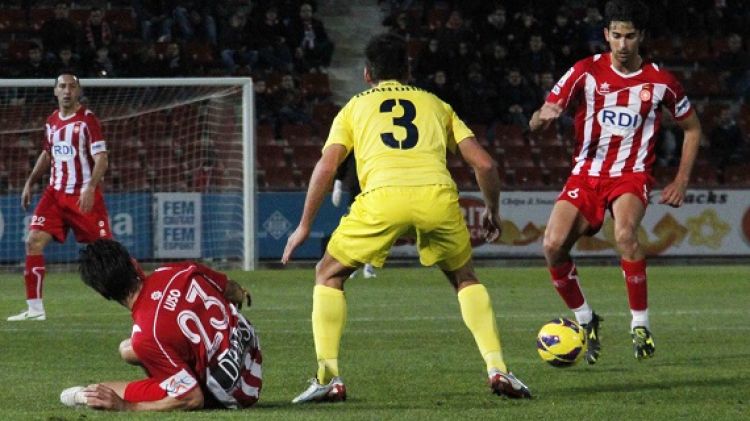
[0,1,747,193]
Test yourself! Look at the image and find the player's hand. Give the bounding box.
[78,187,95,213]
[21,184,32,210]
[659,178,688,208]
[538,100,563,121]
[331,179,343,207]
[225,279,252,309]
[281,225,310,264]
[83,384,128,411]
[530,100,563,131]
[481,209,502,243]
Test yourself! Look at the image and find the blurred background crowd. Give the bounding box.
[0,0,747,190]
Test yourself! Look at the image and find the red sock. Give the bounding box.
[621,258,647,311]
[549,261,585,309]
[24,255,46,300]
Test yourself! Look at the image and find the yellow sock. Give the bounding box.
[457,283,507,374]
[312,285,347,384]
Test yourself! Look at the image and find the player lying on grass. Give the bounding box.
[60,239,261,411]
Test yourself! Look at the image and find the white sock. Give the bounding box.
[572,302,593,325]
[631,309,649,330]
[27,299,45,314]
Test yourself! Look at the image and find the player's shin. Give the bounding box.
[457,284,507,374]
[312,285,347,384]
[549,261,592,324]
[621,258,649,329]
[24,254,46,314]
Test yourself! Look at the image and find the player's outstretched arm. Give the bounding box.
[660,111,701,208]
[82,382,204,411]
[282,144,348,263]
[21,151,51,210]
[457,137,502,242]
[529,100,563,133]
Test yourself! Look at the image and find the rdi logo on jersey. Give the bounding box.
[597,106,641,137]
[52,141,76,161]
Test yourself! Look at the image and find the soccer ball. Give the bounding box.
[536,318,587,367]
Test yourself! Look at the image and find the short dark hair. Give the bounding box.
[79,239,141,303]
[604,0,649,31]
[365,33,407,82]
[56,71,80,87]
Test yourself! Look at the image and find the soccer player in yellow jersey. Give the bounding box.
[282,33,532,402]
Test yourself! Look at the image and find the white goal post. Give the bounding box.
[0,78,256,270]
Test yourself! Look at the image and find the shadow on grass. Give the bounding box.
[550,375,746,395]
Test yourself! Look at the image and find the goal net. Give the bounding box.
[0,78,256,270]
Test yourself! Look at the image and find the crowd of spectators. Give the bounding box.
[1,1,334,78]
[1,0,749,189]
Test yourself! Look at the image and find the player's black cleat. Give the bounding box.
[632,326,655,360]
[581,313,602,364]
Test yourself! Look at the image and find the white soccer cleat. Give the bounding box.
[60,386,88,407]
[292,377,346,403]
[363,264,377,279]
[7,310,46,321]
[488,368,532,399]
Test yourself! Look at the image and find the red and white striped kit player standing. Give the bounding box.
[529,1,702,363]
[8,72,111,322]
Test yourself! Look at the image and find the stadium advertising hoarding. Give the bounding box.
[0,193,152,262]
[388,189,750,258]
[153,193,202,259]
[256,192,347,259]
[2,190,747,262]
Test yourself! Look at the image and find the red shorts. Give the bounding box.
[557,172,653,234]
[30,186,112,243]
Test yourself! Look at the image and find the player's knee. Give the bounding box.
[119,338,141,365]
[314,258,346,289]
[614,225,639,253]
[25,233,46,254]
[542,233,565,260]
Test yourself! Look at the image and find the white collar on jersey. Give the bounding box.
[610,64,643,78]
[57,109,81,121]
[607,54,644,78]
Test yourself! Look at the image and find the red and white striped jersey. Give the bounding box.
[547,53,692,177]
[130,262,262,408]
[43,106,107,194]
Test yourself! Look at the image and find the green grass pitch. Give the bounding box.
[1,264,748,420]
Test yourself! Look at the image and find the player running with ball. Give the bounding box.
[529,0,702,362]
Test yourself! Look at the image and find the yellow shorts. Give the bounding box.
[327,185,472,271]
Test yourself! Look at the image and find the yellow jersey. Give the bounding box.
[324,80,474,193]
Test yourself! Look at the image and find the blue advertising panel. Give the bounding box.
[202,193,244,260]
[256,192,348,259]
[0,193,152,263]
[1,191,346,263]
